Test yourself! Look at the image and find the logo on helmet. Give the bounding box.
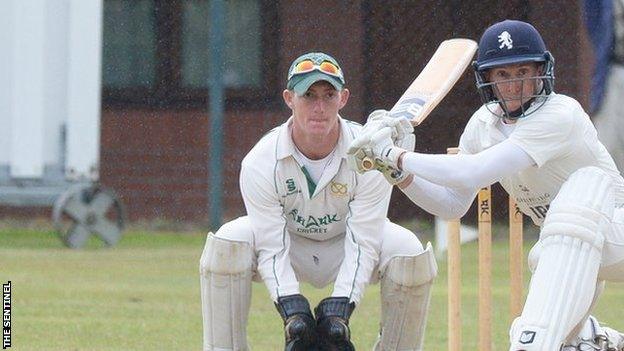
[498,31,513,49]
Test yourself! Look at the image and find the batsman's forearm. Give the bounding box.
[401,139,535,189]
[401,175,476,219]
[401,152,489,189]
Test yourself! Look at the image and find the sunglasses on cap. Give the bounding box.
[287,60,344,82]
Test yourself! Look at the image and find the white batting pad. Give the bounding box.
[510,167,614,350]
[199,233,253,351]
[598,207,624,281]
[374,243,437,351]
[509,235,602,350]
[542,167,615,243]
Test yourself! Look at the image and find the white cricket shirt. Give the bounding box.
[459,93,624,225]
[239,116,392,302]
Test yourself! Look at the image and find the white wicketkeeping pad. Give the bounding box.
[374,243,437,351]
[200,234,253,351]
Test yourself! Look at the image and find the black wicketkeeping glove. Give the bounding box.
[275,294,318,351]
[314,297,356,351]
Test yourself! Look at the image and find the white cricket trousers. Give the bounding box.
[213,216,425,288]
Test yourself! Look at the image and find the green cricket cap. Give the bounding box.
[286,52,345,95]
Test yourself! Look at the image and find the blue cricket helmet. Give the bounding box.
[473,20,555,118]
[475,20,551,70]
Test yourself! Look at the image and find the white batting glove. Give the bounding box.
[360,109,388,135]
[348,110,415,174]
[376,162,409,185]
[347,133,373,174]
[364,110,416,151]
[369,127,408,169]
[347,134,408,185]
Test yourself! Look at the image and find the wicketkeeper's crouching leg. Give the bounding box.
[373,242,438,351]
[509,167,617,350]
[200,231,253,351]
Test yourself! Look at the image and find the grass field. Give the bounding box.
[1,224,624,350]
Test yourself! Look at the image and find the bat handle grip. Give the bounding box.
[361,157,375,171]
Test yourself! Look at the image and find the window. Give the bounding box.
[102,0,277,107]
[181,0,262,88]
[102,0,156,88]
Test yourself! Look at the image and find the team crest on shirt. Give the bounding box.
[330,181,348,196]
[498,31,513,49]
[285,178,299,195]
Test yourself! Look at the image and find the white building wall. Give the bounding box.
[0,0,102,181]
[66,0,103,180]
[10,0,46,178]
[0,1,14,166]
[43,0,70,168]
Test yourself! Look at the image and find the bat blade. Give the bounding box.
[362,38,477,171]
[390,38,478,125]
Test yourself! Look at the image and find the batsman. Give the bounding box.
[349,20,624,350]
[199,52,437,350]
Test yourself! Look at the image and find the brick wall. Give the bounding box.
[99,1,369,223]
[100,109,287,222]
[5,1,592,225]
[101,0,593,224]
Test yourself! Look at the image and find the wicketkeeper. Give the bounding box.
[199,52,437,351]
[348,20,624,350]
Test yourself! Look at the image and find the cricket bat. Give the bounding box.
[361,38,478,171]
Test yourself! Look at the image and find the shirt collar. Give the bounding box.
[477,105,499,125]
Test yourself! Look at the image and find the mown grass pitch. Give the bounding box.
[1,225,623,350]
